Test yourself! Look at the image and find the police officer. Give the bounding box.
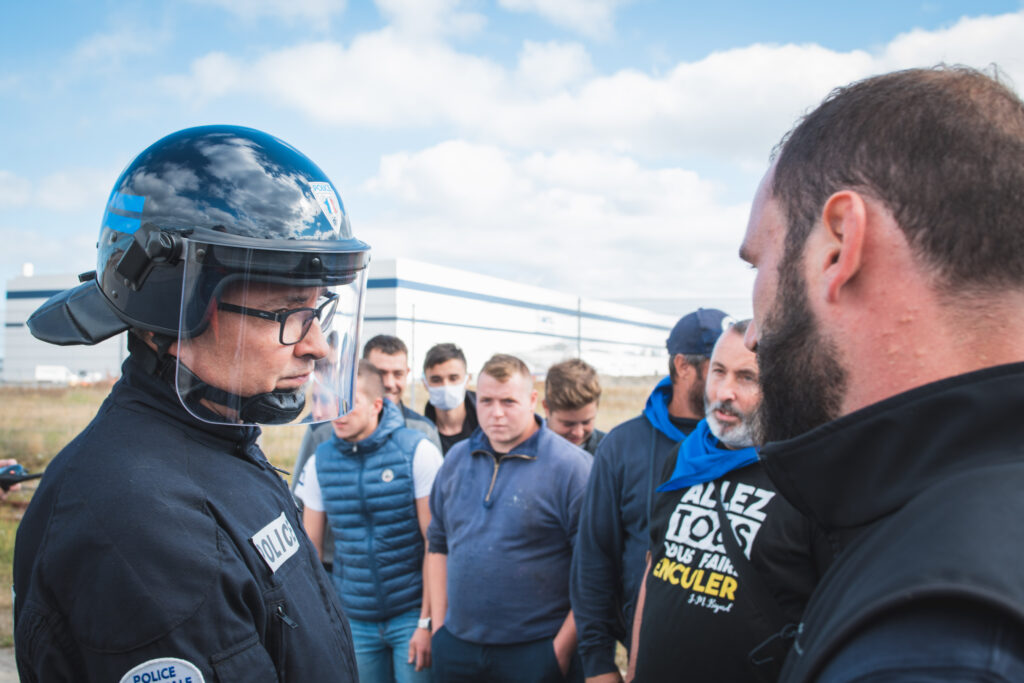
[14,126,369,681]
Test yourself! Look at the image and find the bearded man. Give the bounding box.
[741,66,1024,682]
[628,321,830,682]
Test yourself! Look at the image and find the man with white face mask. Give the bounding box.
[422,343,478,455]
[627,321,830,683]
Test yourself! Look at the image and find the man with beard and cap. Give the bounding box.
[741,66,1024,681]
[626,321,829,683]
[571,308,730,682]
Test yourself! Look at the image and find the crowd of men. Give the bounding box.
[11,64,1024,682]
[294,309,740,682]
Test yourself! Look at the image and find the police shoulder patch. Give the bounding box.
[119,657,204,683]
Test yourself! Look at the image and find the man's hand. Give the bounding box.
[586,673,624,683]
[553,632,574,677]
[408,626,432,671]
[0,459,23,499]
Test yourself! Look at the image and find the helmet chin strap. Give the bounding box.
[129,331,306,425]
[176,363,306,424]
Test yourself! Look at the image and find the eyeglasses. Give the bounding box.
[217,291,339,345]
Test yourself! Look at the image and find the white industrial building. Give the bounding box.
[4,258,689,386]
[4,273,128,384]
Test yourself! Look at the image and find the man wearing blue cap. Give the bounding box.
[570,308,731,682]
[628,321,828,682]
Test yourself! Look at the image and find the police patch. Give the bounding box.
[309,181,343,233]
[251,512,301,573]
[119,657,204,683]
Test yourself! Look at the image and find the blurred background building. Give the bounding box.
[4,259,746,388]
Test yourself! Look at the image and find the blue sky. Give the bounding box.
[3,0,1023,324]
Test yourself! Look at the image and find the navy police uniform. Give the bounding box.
[13,354,358,682]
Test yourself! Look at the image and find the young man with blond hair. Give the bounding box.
[544,358,606,455]
[296,361,444,682]
[427,354,592,682]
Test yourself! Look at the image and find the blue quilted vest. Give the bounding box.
[315,400,426,621]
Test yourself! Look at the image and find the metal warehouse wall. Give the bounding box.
[4,259,687,386]
[4,274,127,384]
[361,259,679,394]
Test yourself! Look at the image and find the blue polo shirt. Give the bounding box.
[427,418,592,644]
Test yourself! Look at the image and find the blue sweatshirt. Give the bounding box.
[427,418,592,644]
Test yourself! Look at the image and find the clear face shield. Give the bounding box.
[175,240,367,426]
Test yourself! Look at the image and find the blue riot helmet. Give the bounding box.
[28,125,371,426]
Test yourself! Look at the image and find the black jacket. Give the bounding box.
[761,363,1024,682]
[13,355,357,682]
[570,412,694,677]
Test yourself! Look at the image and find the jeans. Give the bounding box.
[431,625,583,683]
[349,608,431,683]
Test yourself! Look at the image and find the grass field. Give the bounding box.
[0,377,658,647]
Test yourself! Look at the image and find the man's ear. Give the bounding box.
[541,398,550,415]
[373,397,384,413]
[672,354,691,379]
[819,190,867,303]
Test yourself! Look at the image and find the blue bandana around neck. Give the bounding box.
[642,376,690,442]
[656,418,759,492]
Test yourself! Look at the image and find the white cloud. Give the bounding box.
[160,33,506,126]
[68,22,170,75]
[37,169,113,212]
[515,41,593,93]
[0,169,111,212]
[498,0,632,39]
[0,222,97,282]
[148,8,1024,303]
[878,11,1024,73]
[158,10,1024,167]
[162,52,245,103]
[186,0,347,23]
[360,141,753,298]
[0,171,32,208]
[374,0,486,39]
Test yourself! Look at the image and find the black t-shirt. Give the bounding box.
[668,414,700,436]
[634,450,827,682]
[437,396,479,455]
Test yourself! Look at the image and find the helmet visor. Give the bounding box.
[175,240,366,426]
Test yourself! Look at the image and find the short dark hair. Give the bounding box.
[773,65,1024,295]
[728,319,750,337]
[424,343,466,373]
[356,359,385,400]
[545,359,602,411]
[363,334,408,359]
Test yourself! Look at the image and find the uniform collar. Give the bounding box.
[759,362,1024,531]
[119,354,262,456]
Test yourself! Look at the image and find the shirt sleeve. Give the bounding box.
[412,439,444,498]
[571,437,628,677]
[427,457,450,554]
[293,455,324,512]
